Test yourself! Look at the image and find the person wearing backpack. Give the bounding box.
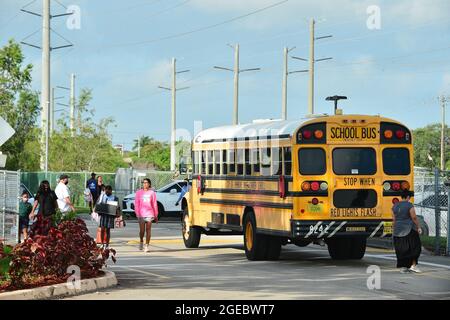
[86,172,98,213]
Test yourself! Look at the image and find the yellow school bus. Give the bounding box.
[180,114,413,260]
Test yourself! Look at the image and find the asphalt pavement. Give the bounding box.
[64,215,450,300]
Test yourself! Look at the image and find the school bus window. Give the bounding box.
[245,149,251,175]
[201,151,206,174]
[333,148,376,175]
[298,148,326,175]
[228,149,236,174]
[260,148,271,176]
[214,150,220,175]
[207,150,213,175]
[284,147,292,175]
[237,148,244,175]
[272,147,282,175]
[194,151,199,174]
[251,149,260,174]
[221,150,228,175]
[383,148,410,175]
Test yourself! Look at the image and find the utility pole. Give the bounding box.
[20,0,73,170]
[50,87,54,134]
[41,0,50,170]
[214,44,260,125]
[282,46,307,120]
[159,58,190,172]
[293,19,332,116]
[70,73,75,137]
[441,96,448,171]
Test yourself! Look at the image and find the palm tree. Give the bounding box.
[133,135,152,151]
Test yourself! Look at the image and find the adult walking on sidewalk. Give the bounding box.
[392,190,423,274]
[134,178,158,253]
[55,174,76,216]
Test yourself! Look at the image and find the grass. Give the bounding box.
[420,235,448,253]
[75,206,91,215]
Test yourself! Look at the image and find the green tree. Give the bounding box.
[0,39,40,170]
[413,123,450,169]
[133,135,152,151]
[48,88,126,172]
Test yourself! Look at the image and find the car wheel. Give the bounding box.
[157,202,164,220]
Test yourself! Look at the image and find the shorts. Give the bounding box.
[19,217,29,230]
[138,217,155,223]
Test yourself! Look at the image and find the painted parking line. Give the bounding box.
[365,254,450,270]
[116,266,170,279]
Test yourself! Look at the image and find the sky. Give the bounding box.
[1,0,449,151]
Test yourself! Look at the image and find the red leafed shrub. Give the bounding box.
[2,217,116,291]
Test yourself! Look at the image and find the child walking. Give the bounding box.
[18,192,32,243]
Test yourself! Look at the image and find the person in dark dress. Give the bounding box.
[392,190,423,273]
[98,185,120,249]
[30,180,58,235]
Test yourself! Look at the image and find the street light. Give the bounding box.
[326,95,347,114]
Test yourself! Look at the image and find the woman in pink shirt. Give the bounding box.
[134,178,158,252]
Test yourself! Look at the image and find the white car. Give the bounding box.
[122,180,190,219]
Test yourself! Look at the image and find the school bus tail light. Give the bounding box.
[320,182,328,191]
[392,198,399,204]
[392,182,401,191]
[383,182,391,191]
[401,181,410,190]
[310,181,320,191]
[301,182,311,191]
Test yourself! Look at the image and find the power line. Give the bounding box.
[107,0,290,48]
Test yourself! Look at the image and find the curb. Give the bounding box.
[0,270,117,300]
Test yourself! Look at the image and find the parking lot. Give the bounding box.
[64,217,450,300]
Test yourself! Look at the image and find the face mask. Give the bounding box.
[64,180,69,185]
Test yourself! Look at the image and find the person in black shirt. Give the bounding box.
[30,180,58,233]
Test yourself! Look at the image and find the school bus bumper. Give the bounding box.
[290,220,393,239]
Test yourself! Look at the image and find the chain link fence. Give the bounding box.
[414,167,449,255]
[21,172,116,208]
[20,170,187,209]
[0,170,20,245]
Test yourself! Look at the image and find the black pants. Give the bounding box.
[393,229,421,268]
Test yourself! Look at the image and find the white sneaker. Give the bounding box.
[144,244,149,253]
[400,267,410,274]
[139,242,143,250]
[409,265,422,273]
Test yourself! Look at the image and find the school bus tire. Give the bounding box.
[327,237,352,260]
[350,237,367,260]
[182,206,201,248]
[243,212,267,261]
[265,236,282,260]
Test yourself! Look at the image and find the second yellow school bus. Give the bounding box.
[180,114,413,260]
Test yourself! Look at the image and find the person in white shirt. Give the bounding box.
[55,174,76,214]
